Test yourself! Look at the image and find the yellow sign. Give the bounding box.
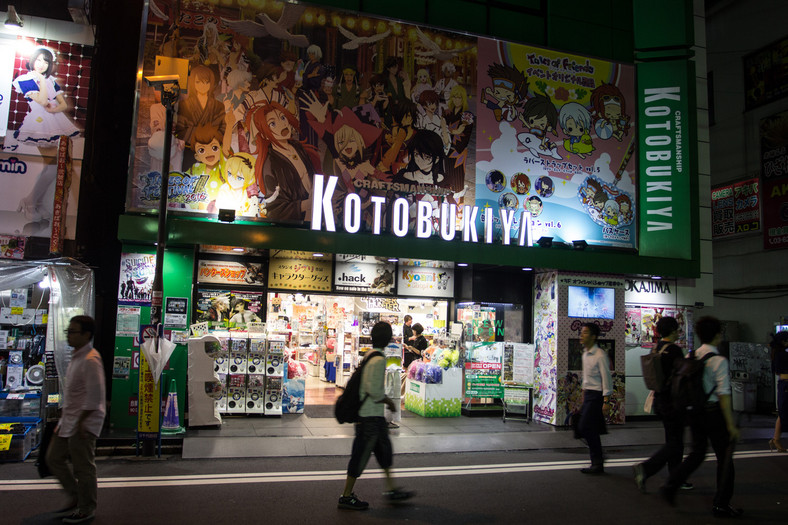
[0,424,12,430]
[11,307,23,315]
[268,258,332,291]
[0,434,11,451]
[137,347,161,437]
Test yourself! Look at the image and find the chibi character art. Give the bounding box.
[615,194,633,225]
[482,63,528,122]
[486,170,506,192]
[511,173,531,194]
[526,195,543,217]
[535,176,554,198]
[602,199,620,226]
[590,83,631,141]
[517,93,561,159]
[579,177,603,206]
[558,102,594,158]
[499,192,518,209]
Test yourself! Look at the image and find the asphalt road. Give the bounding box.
[2,444,787,525]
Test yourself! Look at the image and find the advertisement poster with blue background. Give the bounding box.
[475,38,637,248]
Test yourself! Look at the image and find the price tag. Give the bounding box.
[10,307,23,315]
[5,393,25,400]
[47,394,60,404]
[0,435,11,451]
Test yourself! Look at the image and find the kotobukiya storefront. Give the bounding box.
[109,0,702,433]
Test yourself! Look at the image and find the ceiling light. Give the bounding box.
[387,257,398,262]
[522,267,532,271]
[651,275,662,280]
[312,253,324,257]
[457,263,468,267]
[5,6,23,29]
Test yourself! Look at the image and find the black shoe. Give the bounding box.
[580,465,604,475]
[632,463,646,493]
[52,503,78,518]
[659,485,676,507]
[338,493,369,510]
[712,505,743,518]
[62,511,95,524]
[383,488,415,501]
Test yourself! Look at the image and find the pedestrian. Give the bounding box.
[401,322,428,396]
[659,316,742,518]
[632,317,693,491]
[768,331,788,452]
[339,321,414,510]
[402,314,414,344]
[577,322,612,474]
[46,315,106,524]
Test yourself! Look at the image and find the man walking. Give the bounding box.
[339,321,414,510]
[578,322,612,474]
[47,315,106,524]
[633,316,693,491]
[660,316,742,517]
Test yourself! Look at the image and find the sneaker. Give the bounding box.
[53,503,78,517]
[384,488,415,501]
[62,511,95,524]
[388,421,399,429]
[711,505,743,518]
[338,493,369,510]
[680,482,694,490]
[580,465,604,475]
[632,463,646,493]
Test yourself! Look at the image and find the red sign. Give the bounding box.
[763,178,788,250]
[712,178,760,238]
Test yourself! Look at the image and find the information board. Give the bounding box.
[464,342,503,398]
[502,342,535,387]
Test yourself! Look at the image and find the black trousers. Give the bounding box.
[346,417,392,479]
[665,404,735,507]
[578,389,605,466]
[642,409,684,479]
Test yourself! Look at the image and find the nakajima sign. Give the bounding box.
[637,60,695,260]
[310,174,533,247]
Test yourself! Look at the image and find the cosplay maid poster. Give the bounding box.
[475,38,637,249]
[127,0,478,229]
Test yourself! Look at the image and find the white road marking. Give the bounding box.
[2,450,780,491]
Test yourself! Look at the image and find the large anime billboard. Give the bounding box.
[128,0,635,249]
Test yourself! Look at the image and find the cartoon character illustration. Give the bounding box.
[395,129,446,186]
[334,66,361,110]
[535,176,554,198]
[185,124,227,210]
[558,102,595,159]
[246,101,320,222]
[216,153,280,217]
[526,195,543,217]
[499,192,518,209]
[437,272,450,290]
[229,298,261,325]
[380,99,418,174]
[579,177,603,205]
[416,90,450,153]
[517,93,561,159]
[444,84,475,189]
[602,199,620,226]
[175,65,226,160]
[615,194,633,225]
[590,83,631,141]
[410,68,433,105]
[481,63,528,122]
[383,56,411,105]
[485,170,506,192]
[511,173,531,194]
[372,268,394,293]
[434,61,460,113]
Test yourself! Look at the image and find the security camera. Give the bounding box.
[144,74,180,88]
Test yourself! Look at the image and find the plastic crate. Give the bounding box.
[0,417,43,450]
[0,392,42,418]
[0,425,33,462]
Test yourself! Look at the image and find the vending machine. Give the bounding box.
[265,337,285,376]
[247,337,266,375]
[246,374,266,414]
[215,336,230,375]
[215,373,228,413]
[264,375,283,415]
[229,337,248,374]
[226,374,247,414]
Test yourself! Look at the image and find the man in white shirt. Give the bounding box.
[577,322,612,474]
[47,315,106,524]
[339,322,414,510]
[660,316,742,518]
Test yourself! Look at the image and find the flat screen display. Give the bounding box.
[567,286,615,319]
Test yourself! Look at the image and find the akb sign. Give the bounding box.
[310,174,533,246]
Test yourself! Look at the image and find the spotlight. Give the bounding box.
[312,253,324,258]
[5,6,23,29]
[522,267,532,271]
[217,209,235,223]
[536,236,553,248]
[572,240,588,251]
[387,257,398,262]
[651,275,662,280]
[457,263,468,267]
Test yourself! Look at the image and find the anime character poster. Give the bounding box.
[2,38,92,160]
[128,0,477,229]
[624,306,641,346]
[532,271,557,425]
[118,253,156,306]
[475,38,637,248]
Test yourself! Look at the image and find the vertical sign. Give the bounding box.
[637,60,695,259]
[137,325,160,439]
[50,137,72,255]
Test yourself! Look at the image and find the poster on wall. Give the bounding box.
[474,37,637,248]
[194,288,264,329]
[2,38,92,160]
[744,39,788,110]
[128,1,478,229]
[268,257,332,291]
[625,306,641,346]
[197,260,266,286]
[762,176,788,250]
[397,265,454,298]
[118,253,156,306]
[502,342,534,387]
[464,341,503,398]
[334,260,395,294]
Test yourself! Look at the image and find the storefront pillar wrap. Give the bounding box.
[532,271,558,424]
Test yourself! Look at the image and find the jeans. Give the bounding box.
[46,432,98,514]
[346,417,392,479]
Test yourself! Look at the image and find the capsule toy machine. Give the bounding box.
[226,374,247,414]
[264,375,283,415]
[265,336,286,376]
[215,373,228,413]
[247,337,266,375]
[229,337,248,374]
[214,336,230,375]
[246,374,266,414]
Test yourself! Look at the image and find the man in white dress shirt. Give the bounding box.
[578,322,612,474]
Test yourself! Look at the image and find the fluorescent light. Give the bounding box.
[387,258,398,262]
[313,253,324,257]
[457,263,468,267]
[232,247,245,252]
[522,267,532,271]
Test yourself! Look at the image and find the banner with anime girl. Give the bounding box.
[475,37,637,249]
[127,0,478,228]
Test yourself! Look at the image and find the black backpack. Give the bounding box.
[667,352,715,414]
[640,341,676,393]
[335,350,383,424]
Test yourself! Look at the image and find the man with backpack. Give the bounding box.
[338,321,414,510]
[659,316,742,518]
[633,317,693,492]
